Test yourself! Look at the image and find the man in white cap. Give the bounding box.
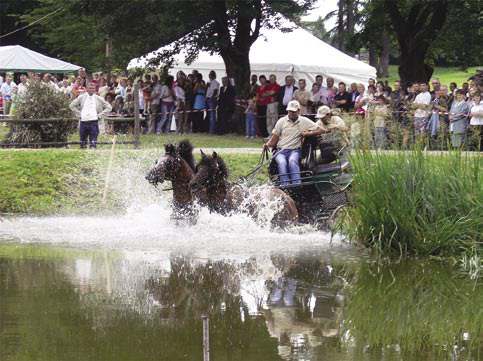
[302,105,349,163]
[264,100,320,185]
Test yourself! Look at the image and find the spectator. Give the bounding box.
[150,75,162,133]
[412,82,432,138]
[136,79,148,133]
[461,82,469,98]
[375,81,385,97]
[216,76,236,134]
[315,75,328,106]
[0,76,16,115]
[174,71,188,134]
[42,73,58,91]
[69,82,112,149]
[71,77,85,99]
[326,77,336,107]
[334,82,352,112]
[78,67,88,87]
[192,73,207,133]
[390,80,410,147]
[58,77,71,98]
[448,89,470,148]
[428,88,448,141]
[430,78,441,95]
[354,84,368,116]
[469,92,482,151]
[114,78,127,114]
[98,77,109,99]
[349,82,359,110]
[293,79,311,116]
[245,97,256,138]
[184,73,195,133]
[310,83,321,116]
[16,74,29,99]
[142,74,153,115]
[206,70,220,134]
[249,74,259,98]
[266,74,280,134]
[157,75,176,133]
[372,95,389,149]
[256,75,271,137]
[278,75,297,115]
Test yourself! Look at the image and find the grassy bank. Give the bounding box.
[344,150,482,257]
[383,65,480,85]
[0,149,264,215]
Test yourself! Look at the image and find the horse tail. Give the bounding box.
[177,139,195,171]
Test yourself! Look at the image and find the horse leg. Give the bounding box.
[269,189,299,228]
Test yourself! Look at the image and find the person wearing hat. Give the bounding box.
[302,105,349,163]
[264,100,321,185]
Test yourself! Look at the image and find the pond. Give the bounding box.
[0,206,481,361]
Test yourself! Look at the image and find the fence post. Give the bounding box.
[202,315,210,361]
[133,83,140,149]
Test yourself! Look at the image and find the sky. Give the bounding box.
[301,0,338,29]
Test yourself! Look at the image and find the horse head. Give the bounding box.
[146,143,183,186]
[190,150,229,193]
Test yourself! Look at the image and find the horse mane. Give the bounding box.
[165,143,176,156]
[198,152,229,180]
[214,154,229,179]
[177,139,195,171]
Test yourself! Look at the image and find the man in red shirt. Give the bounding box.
[265,74,281,134]
[256,75,271,137]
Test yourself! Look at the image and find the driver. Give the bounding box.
[264,100,321,185]
[302,105,350,163]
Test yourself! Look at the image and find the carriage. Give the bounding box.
[267,137,352,226]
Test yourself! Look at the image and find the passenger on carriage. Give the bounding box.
[301,105,350,164]
[264,100,322,185]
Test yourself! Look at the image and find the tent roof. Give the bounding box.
[129,20,376,85]
[0,45,81,73]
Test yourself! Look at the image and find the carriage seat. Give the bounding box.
[312,160,350,175]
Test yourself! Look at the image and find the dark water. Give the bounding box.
[0,242,481,361]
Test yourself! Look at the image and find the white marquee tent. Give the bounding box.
[128,20,376,86]
[0,45,81,73]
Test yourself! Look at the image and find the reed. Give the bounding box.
[343,149,482,256]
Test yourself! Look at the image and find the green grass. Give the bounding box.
[383,65,480,86]
[344,150,482,257]
[0,149,264,215]
[68,132,263,149]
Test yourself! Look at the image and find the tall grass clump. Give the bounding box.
[344,149,482,256]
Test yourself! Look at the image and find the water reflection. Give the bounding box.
[0,244,481,361]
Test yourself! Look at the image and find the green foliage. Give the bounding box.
[344,150,482,256]
[5,81,76,145]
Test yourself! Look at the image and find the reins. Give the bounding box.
[236,148,271,185]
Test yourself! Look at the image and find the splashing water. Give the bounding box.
[0,150,349,258]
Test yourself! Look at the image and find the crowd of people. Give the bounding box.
[0,68,482,150]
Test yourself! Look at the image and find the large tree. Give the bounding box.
[85,0,315,97]
[384,0,449,85]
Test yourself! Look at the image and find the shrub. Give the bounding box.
[344,150,482,256]
[4,80,76,146]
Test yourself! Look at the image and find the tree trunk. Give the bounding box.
[368,46,378,69]
[398,41,433,86]
[336,0,346,51]
[221,50,251,99]
[221,49,251,134]
[379,33,390,78]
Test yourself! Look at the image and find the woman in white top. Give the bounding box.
[469,92,482,151]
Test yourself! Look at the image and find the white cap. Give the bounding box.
[315,105,331,118]
[286,100,301,112]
